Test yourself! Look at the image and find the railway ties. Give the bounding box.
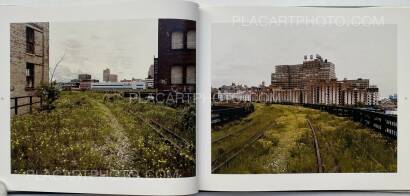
[211,124,275,173]
[212,126,249,144]
[135,115,192,151]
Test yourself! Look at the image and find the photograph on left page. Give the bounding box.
[10,19,196,178]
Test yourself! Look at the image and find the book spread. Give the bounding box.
[0,0,409,195]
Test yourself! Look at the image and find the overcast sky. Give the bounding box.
[211,24,397,98]
[50,19,157,82]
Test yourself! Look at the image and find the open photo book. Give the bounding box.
[0,0,409,195]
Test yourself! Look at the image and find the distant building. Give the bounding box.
[78,74,91,81]
[109,74,118,82]
[271,54,336,89]
[103,68,110,82]
[79,79,99,90]
[155,19,196,93]
[389,94,398,103]
[217,55,379,106]
[303,79,378,105]
[103,68,118,82]
[91,81,145,91]
[120,78,140,82]
[57,82,78,91]
[10,22,49,115]
[379,98,397,115]
[63,74,98,91]
[148,64,155,79]
[145,78,154,89]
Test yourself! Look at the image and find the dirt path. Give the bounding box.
[91,99,133,171]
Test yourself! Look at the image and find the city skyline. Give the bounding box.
[50,19,157,83]
[212,24,397,98]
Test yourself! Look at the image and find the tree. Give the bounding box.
[36,52,66,111]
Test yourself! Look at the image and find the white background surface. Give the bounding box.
[1,0,410,7]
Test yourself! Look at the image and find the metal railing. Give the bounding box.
[302,104,397,139]
[211,103,254,125]
[10,95,43,115]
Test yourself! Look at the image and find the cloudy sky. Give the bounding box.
[211,24,397,98]
[50,19,157,82]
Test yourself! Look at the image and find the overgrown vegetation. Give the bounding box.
[212,104,396,174]
[11,91,195,177]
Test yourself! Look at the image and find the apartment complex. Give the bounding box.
[218,55,379,106]
[10,22,49,115]
[155,19,196,93]
[271,54,336,89]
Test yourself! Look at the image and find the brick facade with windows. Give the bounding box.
[155,19,196,93]
[10,22,49,115]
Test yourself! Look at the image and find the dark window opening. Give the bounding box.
[26,27,35,54]
[26,63,35,89]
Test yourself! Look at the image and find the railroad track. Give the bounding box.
[212,124,253,144]
[135,115,192,151]
[211,126,272,173]
[306,118,323,173]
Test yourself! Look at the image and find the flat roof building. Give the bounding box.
[78,74,91,81]
[271,54,336,89]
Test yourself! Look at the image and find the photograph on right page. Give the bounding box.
[211,22,397,174]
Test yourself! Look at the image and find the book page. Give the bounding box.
[198,6,410,191]
[0,0,198,195]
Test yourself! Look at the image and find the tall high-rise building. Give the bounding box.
[103,68,110,82]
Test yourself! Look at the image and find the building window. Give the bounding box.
[186,65,196,84]
[26,27,35,54]
[26,63,35,89]
[171,31,184,49]
[171,65,183,84]
[187,30,196,49]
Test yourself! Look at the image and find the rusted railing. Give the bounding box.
[10,96,43,115]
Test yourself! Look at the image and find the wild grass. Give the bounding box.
[212,104,396,174]
[11,91,195,177]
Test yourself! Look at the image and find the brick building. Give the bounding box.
[217,55,379,106]
[271,54,336,89]
[10,22,49,115]
[155,19,196,93]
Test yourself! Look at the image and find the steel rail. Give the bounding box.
[306,118,323,173]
